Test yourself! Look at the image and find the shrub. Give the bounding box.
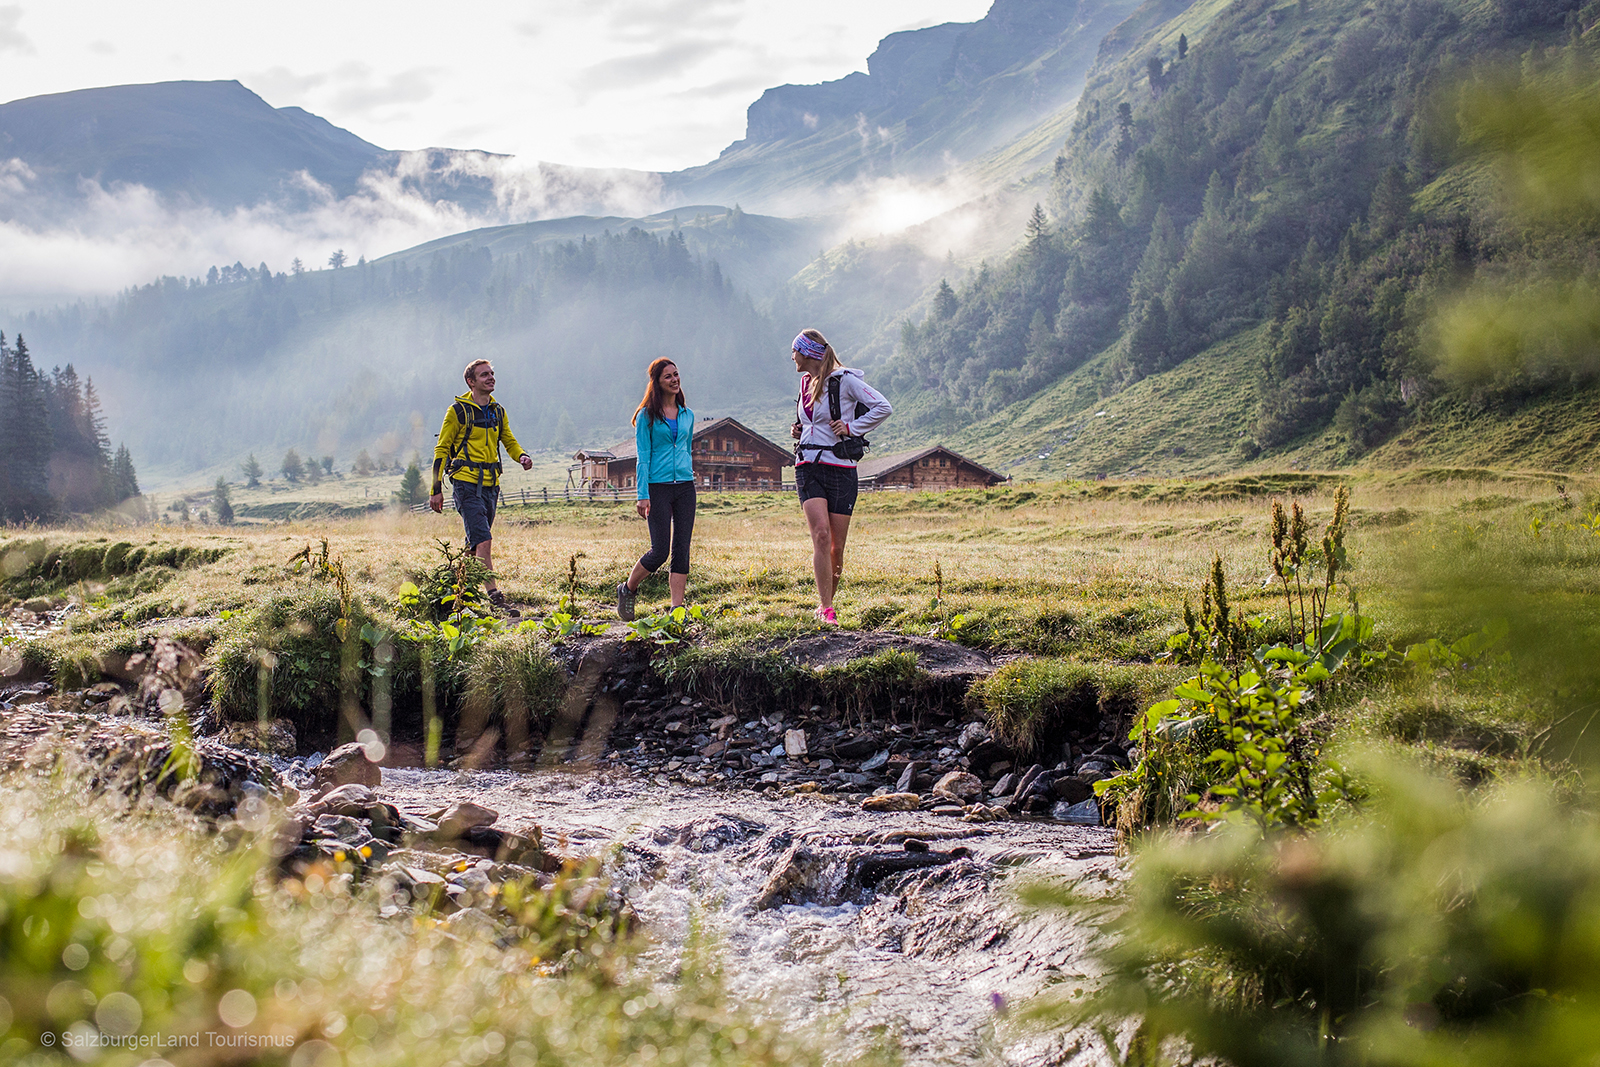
[455,630,567,754]
[1028,764,1600,1067]
[974,659,1176,757]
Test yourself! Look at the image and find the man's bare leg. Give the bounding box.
[474,539,497,592]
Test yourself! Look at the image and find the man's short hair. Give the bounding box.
[464,359,492,386]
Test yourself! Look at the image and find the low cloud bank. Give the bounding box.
[0,150,664,308]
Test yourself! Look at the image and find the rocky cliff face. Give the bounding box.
[664,0,1147,212]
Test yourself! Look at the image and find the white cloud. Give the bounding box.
[0,5,33,56]
[0,153,663,305]
[330,67,438,119]
[573,38,731,95]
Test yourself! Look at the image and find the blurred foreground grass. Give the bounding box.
[0,766,816,1067]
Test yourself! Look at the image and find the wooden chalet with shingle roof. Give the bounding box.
[856,445,1007,490]
[581,416,793,491]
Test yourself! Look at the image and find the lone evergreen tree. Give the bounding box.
[353,449,374,477]
[1115,102,1136,163]
[281,449,305,483]
[214,477,234,524]
[321,455,334,475]
[110,445,140,503]
[242,454,263,488]
[395,460,425,506]
[1024,203,1052,254]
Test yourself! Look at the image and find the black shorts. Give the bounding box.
[796,463,858,515]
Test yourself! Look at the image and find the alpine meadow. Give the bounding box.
[4,2,1600,1066]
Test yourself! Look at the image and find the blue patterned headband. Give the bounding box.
[792,333,827,359]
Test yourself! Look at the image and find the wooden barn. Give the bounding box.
[856,445,1007,490]
[583,417,793,491]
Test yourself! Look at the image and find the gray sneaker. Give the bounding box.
[615,582,636,621]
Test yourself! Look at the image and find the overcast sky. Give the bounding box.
[0,0,994,172]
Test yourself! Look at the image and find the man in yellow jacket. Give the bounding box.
[430,359,533,615]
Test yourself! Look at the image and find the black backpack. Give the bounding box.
[828,375,871,461]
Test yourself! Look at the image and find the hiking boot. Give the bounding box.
[616,582,637,622]
[487,589,520,618]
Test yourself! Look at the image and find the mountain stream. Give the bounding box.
[382,766,1118,1066]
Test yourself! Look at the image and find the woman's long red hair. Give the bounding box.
[632,358,687,426]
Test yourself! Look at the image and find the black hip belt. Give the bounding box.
[796,438,868,461]
[448,459,503,485]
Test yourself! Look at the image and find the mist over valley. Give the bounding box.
[4,0,1598,492]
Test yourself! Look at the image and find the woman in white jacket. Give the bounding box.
[789,328,893,624]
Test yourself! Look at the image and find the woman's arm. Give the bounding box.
[843,377,893,436]
[634,416,652,501]
[677,410,695,482]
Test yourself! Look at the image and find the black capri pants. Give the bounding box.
[639,481,697,575]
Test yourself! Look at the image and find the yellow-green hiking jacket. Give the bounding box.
[432,393,529,492]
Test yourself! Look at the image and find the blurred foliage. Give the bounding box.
[0,773,817,1066]
[1028,764,1600,1067]
[1432,52,1600,384]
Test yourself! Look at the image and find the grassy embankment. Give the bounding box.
[4,469,1588,771]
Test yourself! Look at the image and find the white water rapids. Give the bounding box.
[382,767,1119,1066]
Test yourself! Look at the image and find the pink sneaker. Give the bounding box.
[814,606,838,625]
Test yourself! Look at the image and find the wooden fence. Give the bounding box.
[411,483,796,512]
[408,480,935,512]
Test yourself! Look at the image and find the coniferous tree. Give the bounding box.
[80,376,113,509]
[214,477,234,524]
[1024,204,1052,255]
[281,449,305,483]
[110,445,140,503]
[0,334,56,521]
[242,454,263,488]
[353,449,374,477]
[395,461,425,506]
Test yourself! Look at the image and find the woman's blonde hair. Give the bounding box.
[795,328,840,404]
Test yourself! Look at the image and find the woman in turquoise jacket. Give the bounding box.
[616,358,696,620]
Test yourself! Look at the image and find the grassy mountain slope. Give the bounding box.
[948,320,1600,479]
[952,323,1265,479]
[883,0,1599,474]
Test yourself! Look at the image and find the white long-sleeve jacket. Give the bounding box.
[794,368,893,469]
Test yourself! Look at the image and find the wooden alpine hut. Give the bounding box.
[598,417,793,491]
[856,445,1007,490]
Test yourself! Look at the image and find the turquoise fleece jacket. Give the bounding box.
[634,407,695,499]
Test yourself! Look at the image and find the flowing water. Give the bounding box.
[383,766,1119,1066]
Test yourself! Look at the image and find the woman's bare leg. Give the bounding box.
[829,513,851,592]
[668,571,688,607]
[802,498,836,609]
